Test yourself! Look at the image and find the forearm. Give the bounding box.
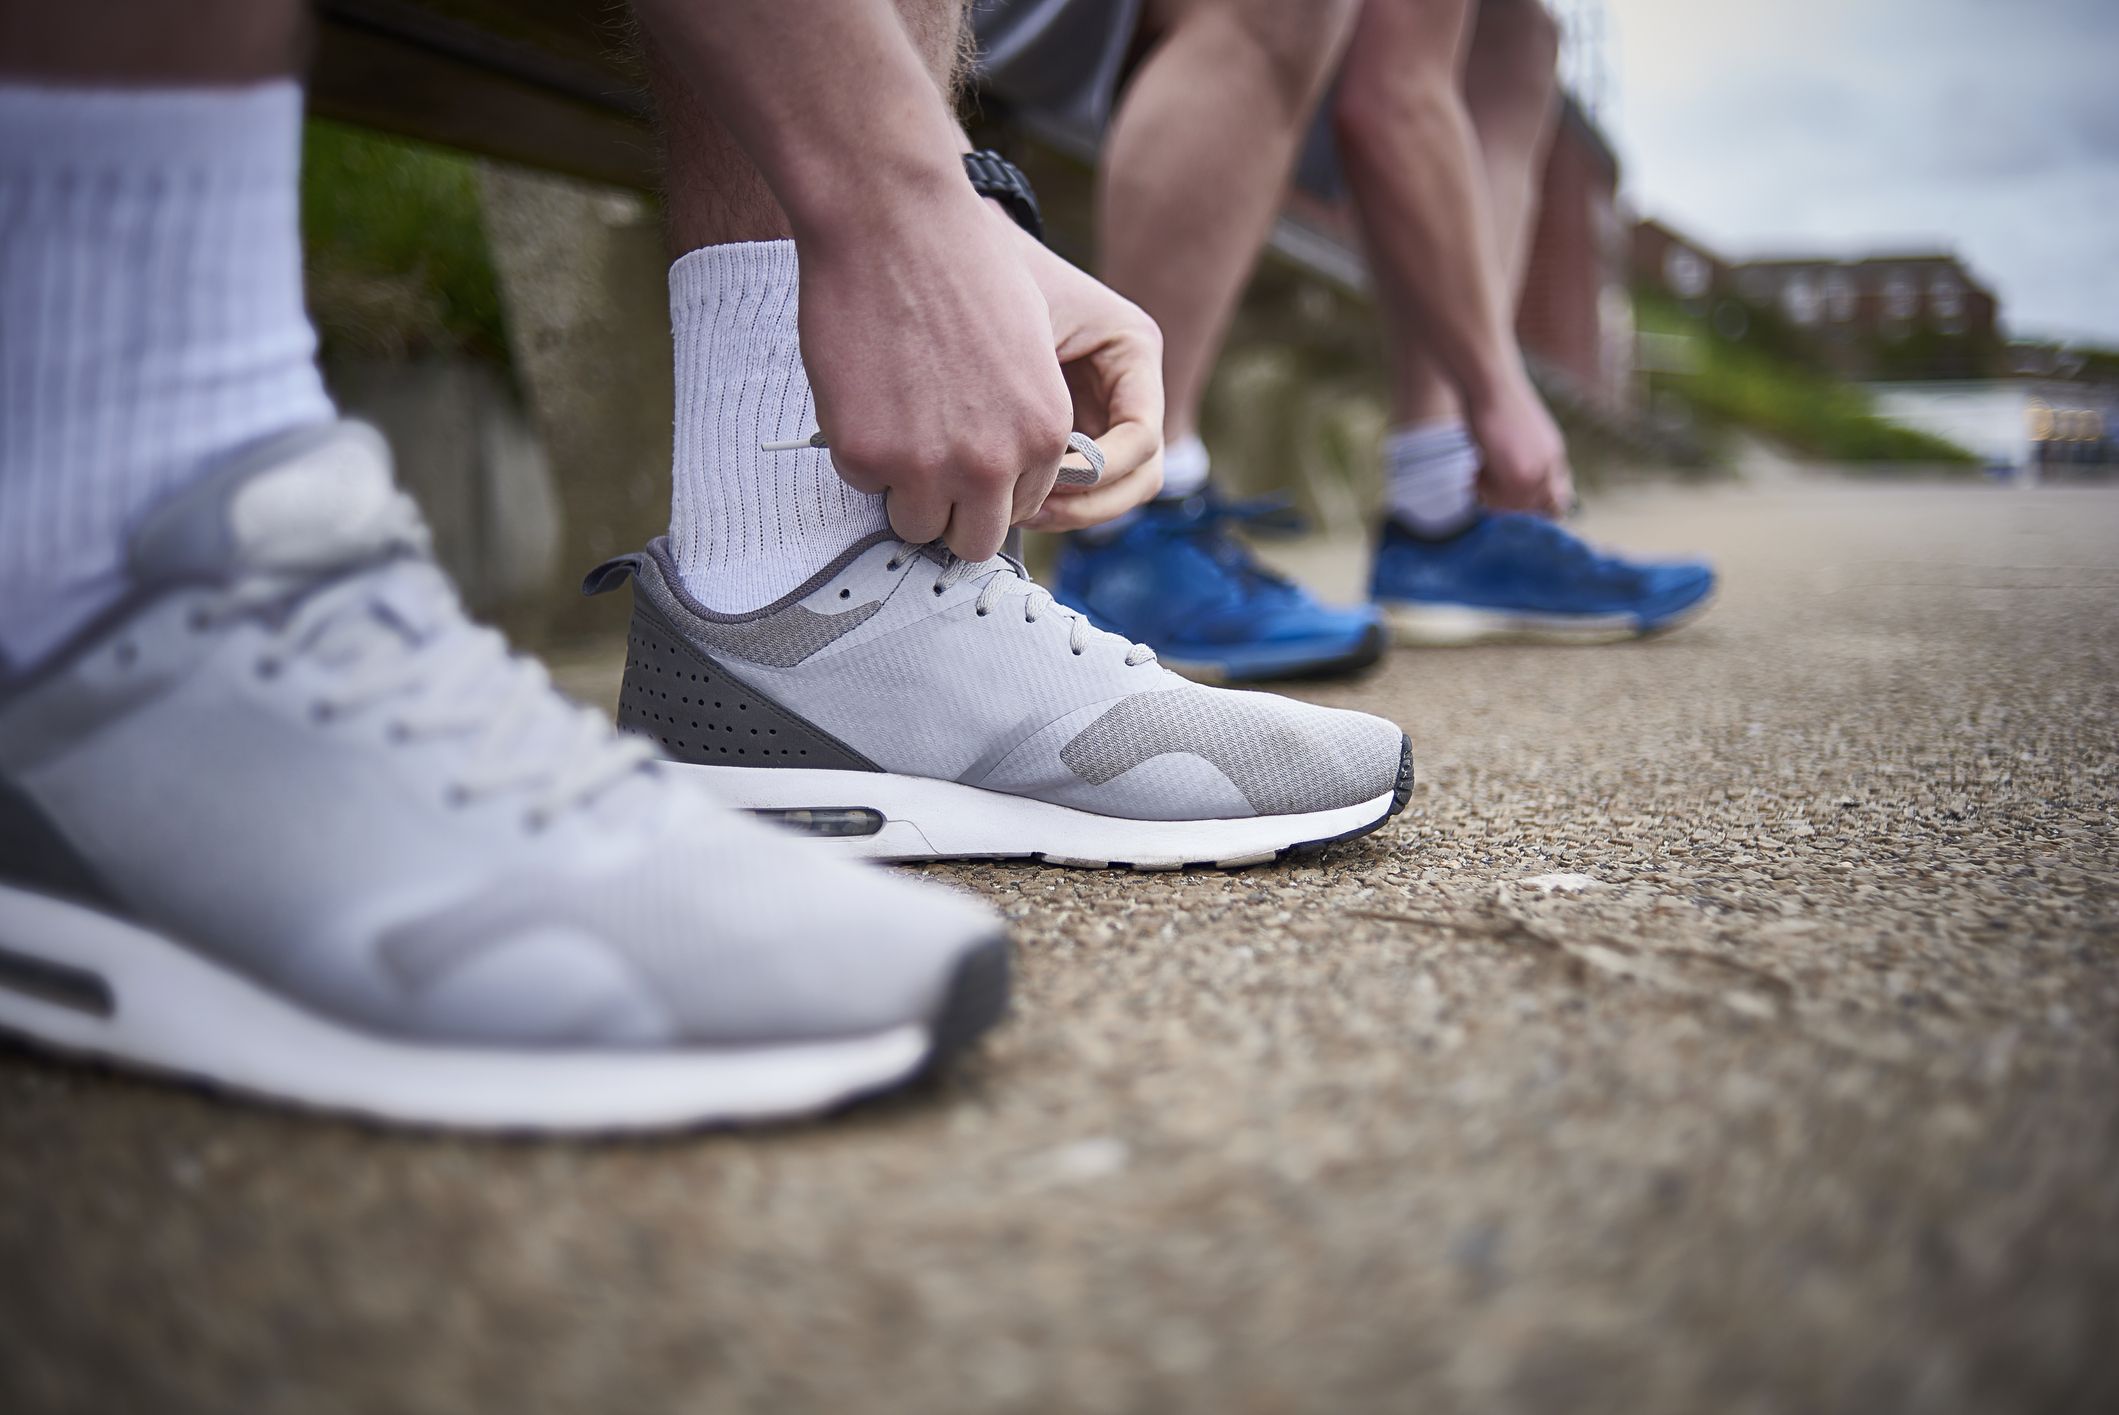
[1336,79,1528,411]
[633,0,975,248]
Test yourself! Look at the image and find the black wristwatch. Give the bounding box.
[963,149,1045,243]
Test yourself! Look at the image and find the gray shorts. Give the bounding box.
[972,0,1348,196]
[971,0,1146,156]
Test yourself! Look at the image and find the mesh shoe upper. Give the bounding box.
[1372,512,1717,623]
[596,534,1407,823]
[0,423,999,1048]
[1054,494,1383,664]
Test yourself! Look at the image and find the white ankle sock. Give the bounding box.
[667,241,889,612]
[1157,434,1211,501]
[1076,432,1209,545]
[1383,417,1481,537]
[0,81,335,672]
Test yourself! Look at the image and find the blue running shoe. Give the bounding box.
[1055,493,1385,682]
[1371,511,1716,646]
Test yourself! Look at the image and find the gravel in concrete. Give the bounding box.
[3,477,2115,1414]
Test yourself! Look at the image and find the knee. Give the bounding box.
[1221,0,1362,116]
[1331,31,1457,161]
[1467,0,1561,118]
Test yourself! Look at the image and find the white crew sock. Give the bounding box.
[667,241,889,612]
[0,81,335,672]
[1383,416,1481,538]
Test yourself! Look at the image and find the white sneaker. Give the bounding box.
[0,423,1009,1132]
[584,535,1413,870]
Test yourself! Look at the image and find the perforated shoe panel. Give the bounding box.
[616,608,879,772]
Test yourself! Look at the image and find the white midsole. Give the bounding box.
[679,764,1401,868]
[1383,595,1714,647]
[0,885,929,1132]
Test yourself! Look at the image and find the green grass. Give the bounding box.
[1637,294,1977,465]
[301,120,509,364]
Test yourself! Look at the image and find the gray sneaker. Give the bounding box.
[584,535,1413,869]
[0,423,1009,1132]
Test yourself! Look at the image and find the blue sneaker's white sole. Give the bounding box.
[0,883,990,1133]
[1381,593,1716,647]
[682,735,1415,871]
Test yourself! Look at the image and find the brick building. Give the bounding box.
[1734,254,2000,379]
[1632,218,2004,381]
[1631,218,1731,310]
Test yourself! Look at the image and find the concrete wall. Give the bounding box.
[322,357,562,621]
[477,165,675,644]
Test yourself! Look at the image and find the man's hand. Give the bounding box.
[1004,225,1167,533]
[1467,378,1573,517]
[800,186,1074,562]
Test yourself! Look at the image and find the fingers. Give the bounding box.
[851,424,1070,562]
[1008,455,1061,527]
[1477,466,1543,514]
[1024,448,1163,532]
[1549,459,1578,518]
[1086,416,1160,492]
[884,486,950,547]
[940,481,1014,561]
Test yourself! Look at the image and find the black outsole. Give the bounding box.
[1277,732,1416,862]
[922,934,1013,1071]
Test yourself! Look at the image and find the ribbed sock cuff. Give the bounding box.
[0,79,305,176]
[1383,416,1480,537]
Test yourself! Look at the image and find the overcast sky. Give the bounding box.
[1601,0,2119,345]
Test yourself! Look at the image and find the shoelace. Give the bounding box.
[759,428,1148,663]
[208,495,651,826]
[1510,514,1626,576]
[888,545,1156,666]
[1158,493,1310,600]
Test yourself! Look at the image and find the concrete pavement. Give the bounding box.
[3,475,2115,1414]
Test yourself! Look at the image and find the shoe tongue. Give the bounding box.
[129,421,420,586]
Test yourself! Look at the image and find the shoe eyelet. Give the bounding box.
[385,722,411,744]
[975,607,989,617]
[523,809,550,833]
[256,658,281,680]
[187,608,212,633]
[1071,648,1083,656]
[885,559,903,572]
[444,785,470,808]
[309,703,334,724]
[932,584,945,596]
[839,588,851,599]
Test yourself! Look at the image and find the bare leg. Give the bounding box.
[1334,0,1559,425]
[1462,0,1561,299]
[1098,0,1362,442]
[0,0,304,82]
[1333,0,1565,512]
[648,1,970,253]
[1333,0,1503,427]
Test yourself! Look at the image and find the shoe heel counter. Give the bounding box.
[616,606,879,772]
